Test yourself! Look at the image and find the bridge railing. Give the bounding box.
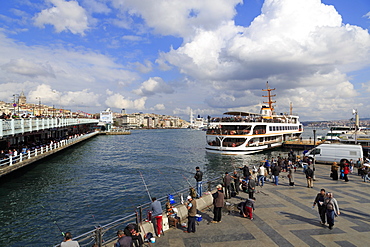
[0,132,98,168]
[52,175,223,247]
[0,118,99,138]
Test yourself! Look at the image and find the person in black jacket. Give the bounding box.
[194,166,203,198]
[313,189,326,225]
[305,165,314,188]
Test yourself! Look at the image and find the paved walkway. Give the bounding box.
[154,163,370,247]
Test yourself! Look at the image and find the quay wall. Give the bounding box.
[0,131,99,178]
[103,191,216,247]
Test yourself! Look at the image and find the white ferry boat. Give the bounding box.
[324,126,354,141]
[205,83,303,155]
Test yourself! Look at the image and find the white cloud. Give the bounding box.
[105,93,147,110]
[151,104,165,110]
[28,84,100,107]
[111,0,242,37]
[1,58,55,78]
[132,60,153,73]
[133,77,174,96]
[33,0,89,35]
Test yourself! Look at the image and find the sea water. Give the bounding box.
[0,127,327,246]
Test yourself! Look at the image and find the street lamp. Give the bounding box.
[13,94,19,116]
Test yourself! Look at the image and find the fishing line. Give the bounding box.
[181,174,200,198]
[157,169,184,204]
[41,204,65,236]
[139,171,152,201]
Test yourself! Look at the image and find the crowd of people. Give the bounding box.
[0,133,90,166]
[60,151,370,247]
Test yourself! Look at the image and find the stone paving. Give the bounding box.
[154,163,370,247]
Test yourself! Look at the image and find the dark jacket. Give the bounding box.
[213,190,224,208]
[305,167,314,178]
[194,170,203,182]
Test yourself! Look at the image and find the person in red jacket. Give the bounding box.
[343,163,350,182]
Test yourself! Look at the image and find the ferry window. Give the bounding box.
[269,126,272,131]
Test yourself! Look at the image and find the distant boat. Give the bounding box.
[205,82,303,155]
[324,126,354,141]
[189,109,206,130]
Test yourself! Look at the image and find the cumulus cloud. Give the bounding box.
[111,0,242,37]
[1,58,55,78]
[151,104,165,110]
[132,60,153,73]
[33,0,89,35]
[105,93,146,110]
[133,77,174,96]
[28,84,100,107]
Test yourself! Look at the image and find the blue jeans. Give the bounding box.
[257,175,265,186]
[275,176,279,185]
[196,181,202,197]
[326,209,335,227]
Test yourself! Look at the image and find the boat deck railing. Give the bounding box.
[52,175,223,247]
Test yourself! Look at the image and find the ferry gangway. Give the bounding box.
[0,117,99,139]
[52,175,224,247]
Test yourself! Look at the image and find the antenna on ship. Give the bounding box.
[290,102,293,115]
[262,81,276,114]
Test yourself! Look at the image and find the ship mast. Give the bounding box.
[262,81,276,114]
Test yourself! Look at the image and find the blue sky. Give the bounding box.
[0,0,369,121]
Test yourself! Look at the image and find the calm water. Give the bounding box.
[0,127,327,246]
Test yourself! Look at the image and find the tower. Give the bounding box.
[19,91,26,104]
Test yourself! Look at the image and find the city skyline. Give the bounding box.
[0,0,369,121]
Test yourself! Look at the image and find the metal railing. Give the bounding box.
[0,118,99,138]
[0,132,98,168]
[53,176,223,247]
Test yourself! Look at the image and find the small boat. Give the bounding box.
[205,82,303,155]
[324,126,355,141]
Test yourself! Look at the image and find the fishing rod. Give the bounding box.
[157,169,184,204]
[139,171,152,201]
[181,174,200,198]
[41,204,65,236]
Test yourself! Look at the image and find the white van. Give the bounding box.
[305,143,363,164]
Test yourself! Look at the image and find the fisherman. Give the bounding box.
[223,172,232,199]
[184,195,197,233]
[211,184,225,223]
[115,230,133,247]
[194,166,203,198]
[231,170,240,195]
[124,223,143,247]
[149,197,163,237]
[61,232,80,247]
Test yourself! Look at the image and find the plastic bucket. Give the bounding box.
[195,214,202,222]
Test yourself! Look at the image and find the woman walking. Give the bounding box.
[325,192,340,230]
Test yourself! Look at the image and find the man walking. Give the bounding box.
[211,184,224,223]
[149,197,163,237]
[305,165,314,188]
[313,189,327,225]
[194,166,203,198]
[223,172,232,199]
[185,196,197,233]
[231,170,240,195]
[257,165,266,187]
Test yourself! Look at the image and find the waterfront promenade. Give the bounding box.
[153,163,369,247]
